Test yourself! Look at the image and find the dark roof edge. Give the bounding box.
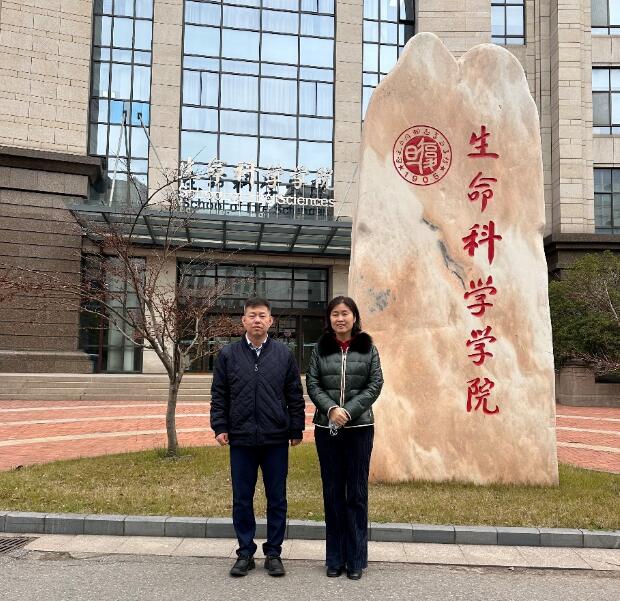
[0,145,104,183]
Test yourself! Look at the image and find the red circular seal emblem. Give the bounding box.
[393,125,452,186]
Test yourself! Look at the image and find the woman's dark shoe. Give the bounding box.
[346,569,363,580]
[229,556,255,577]
[326,566,344,577]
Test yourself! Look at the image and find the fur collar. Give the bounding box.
[317,332,373,356]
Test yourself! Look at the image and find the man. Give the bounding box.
[210,297,305,578]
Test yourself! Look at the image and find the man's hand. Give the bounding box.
[329,407,349,427]
[215,433,229,446]
[290,439,303,447]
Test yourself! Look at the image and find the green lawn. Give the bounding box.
[0,444,618,530]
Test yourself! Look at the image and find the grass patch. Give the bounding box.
[0,444,618,530]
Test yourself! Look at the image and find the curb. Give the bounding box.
[1,511,618,549]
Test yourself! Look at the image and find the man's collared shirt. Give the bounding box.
[245,333,268,358]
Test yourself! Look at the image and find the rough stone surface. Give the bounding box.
[349,33,558,485]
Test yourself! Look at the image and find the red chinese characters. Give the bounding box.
[463,126,502,415]
[466,378,500,414]
[464,276,497,317]
[468,171,497,212]
[468,125,499,159]
[466,325,497,366]
[462,221,503,265]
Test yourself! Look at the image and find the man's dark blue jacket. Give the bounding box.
[210,337,305,446]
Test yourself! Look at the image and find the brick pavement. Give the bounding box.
[0,401,617,474]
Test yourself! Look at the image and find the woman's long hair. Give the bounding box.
[324,296,362,336]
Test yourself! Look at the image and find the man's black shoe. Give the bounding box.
[264,555,286,577]
[229,556,255,577]
[346,569,363,580]
[326,566,344,577]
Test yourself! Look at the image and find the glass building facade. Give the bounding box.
[89,0,154,204]
[180,0,336,206]
[362,0,415,116]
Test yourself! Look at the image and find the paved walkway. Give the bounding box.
[0,401,617,473]
[8,533,620,572]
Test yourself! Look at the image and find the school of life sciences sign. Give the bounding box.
[178,158,335,216]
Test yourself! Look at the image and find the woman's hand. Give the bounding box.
[329,407,349,427]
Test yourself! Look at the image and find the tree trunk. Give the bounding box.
[166,377,180,456]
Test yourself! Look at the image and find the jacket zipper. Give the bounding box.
[339,348,348,408]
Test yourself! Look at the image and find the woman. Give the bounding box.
[306,296,384,580]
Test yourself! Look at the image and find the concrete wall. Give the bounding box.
[557,363,620,407]
[0,0,92,154]
[0,146,101,372]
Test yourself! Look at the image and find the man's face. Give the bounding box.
[242,305,273,339]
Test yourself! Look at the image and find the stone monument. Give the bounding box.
[349,33,559,485]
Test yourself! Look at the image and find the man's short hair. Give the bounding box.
[244,297,271,313]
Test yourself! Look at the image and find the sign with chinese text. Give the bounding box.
[178,158,335,220]
[349,33,558,486]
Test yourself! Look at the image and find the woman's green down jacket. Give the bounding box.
[306,332,384,428]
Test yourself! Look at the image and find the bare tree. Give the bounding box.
[0,162,243,456]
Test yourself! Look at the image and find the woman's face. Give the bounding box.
[330,303,356,339]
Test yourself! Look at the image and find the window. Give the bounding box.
[180,0,335,198]
[179,263,328,310]
[491,1,525,45]
[79,255,144,373]
[592,68,620,134]
[594,168,620,233]
[362,0,415,116]
[89,0,154,206]
[592,0,620,35]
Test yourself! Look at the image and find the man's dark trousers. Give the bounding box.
[230,442,289,558]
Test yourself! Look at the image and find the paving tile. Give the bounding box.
[288,539,325,561]
[368,541,407,562]
[172,538,238,558]
[23,534,77,552]
[253,539,293,560]
[115,536,183,556]
[402,542,467,565]
[62,535,127,554]
[459,544,530,567]
[516,546,592,569]
[575,548,620,571]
